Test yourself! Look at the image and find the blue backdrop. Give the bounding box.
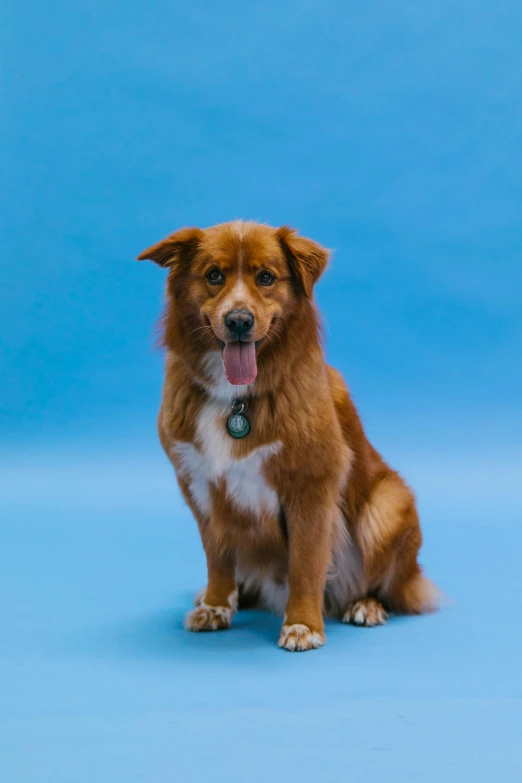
[2,2,521,781]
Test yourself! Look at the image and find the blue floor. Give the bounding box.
[2,440,521,782]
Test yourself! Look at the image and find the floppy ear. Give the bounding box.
[276,226,330,298]
[137,227,203,268]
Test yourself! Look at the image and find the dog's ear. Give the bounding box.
[137,227,203,268]
[276,226,330,298]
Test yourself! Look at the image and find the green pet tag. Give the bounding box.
[227,400,250,439]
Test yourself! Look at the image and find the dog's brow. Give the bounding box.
[248,257,280,269]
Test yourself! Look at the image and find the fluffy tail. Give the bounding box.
[389,569,441,614]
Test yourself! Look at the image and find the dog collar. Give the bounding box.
[227,399,250,439]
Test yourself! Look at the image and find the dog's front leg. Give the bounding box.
[184,518,238,633]
[278,484,335,652]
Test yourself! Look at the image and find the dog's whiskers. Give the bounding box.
[266,326,283,346]
[189,325,214,338]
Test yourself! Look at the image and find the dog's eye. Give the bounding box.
[207,268,224,285]
[256,271,275,286]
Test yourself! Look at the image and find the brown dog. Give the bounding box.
[138,220,438,651]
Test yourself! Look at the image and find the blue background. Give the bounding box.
[2,2,521,781]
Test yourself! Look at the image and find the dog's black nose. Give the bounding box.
[224,309,254,340]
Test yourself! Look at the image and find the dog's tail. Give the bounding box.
[391,569,442,614]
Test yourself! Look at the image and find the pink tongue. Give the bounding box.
[223,342,257,385]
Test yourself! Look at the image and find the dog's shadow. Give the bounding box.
[89,592,414,662]
[98,595,284,661]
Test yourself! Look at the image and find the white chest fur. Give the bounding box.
[172,398,281,518]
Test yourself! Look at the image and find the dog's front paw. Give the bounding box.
[184,602,233,632]
[278,623,325,652]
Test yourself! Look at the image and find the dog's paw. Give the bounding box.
[342,598,387,627]
[184,602,233,632]
[278,623,325,652]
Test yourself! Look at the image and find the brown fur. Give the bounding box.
[138,220,438,651]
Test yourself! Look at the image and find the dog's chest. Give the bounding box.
[172,400,281,519]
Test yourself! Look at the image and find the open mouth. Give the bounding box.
[214,336,263,386]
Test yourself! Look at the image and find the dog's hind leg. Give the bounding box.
[341,472,438,622]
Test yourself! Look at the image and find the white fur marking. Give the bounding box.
[231,220,245,240]
[173,398,281,518]
[173,441,212,515]
[218,279,252,324]
[231,280,248,300]
[232,220,244,279]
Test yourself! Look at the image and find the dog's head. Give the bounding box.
[138,221,329,385]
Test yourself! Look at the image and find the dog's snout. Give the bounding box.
[224,309,255,340]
